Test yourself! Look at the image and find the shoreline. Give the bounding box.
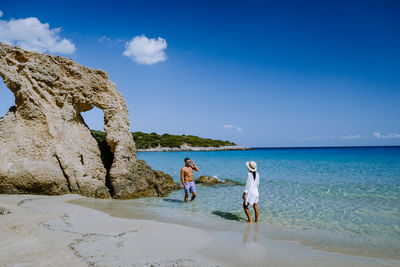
[72,194,400,261]
[137,145,250,152]
[1,194,398,266]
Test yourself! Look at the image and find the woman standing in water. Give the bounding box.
[243,161,260,223]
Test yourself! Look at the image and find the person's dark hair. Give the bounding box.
[184,157,190,162]
[252,171,256,180]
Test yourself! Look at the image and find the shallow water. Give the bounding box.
[134,147,400,259]
[70,197,400,266]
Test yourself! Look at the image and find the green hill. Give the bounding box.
[90,130,236,149]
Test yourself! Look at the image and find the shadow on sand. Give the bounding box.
[163,198,185,203]
[212,211,244,221]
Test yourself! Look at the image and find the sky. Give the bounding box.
[0,0,399,147]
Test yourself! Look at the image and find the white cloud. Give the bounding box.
[223,124,243,131]
[0,10,3,18]
[373,132,382,138]
[98,35,111,42]
[373,132,400,139]
[123,35,167,65]
[310,136,334,140]
[385,133,400,138]
[97,36,124,47]
[340,134,361,140]
[299,135,338,141]
[0,13,75,54]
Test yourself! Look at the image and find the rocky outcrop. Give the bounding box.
[195,176,244,186]
[0,42,178,198]
[112,160,179,199]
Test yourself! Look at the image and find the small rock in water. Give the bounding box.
[195,176,244,186]
[223,179,245,186]
[0,207,11,215]
[195,176,224,185]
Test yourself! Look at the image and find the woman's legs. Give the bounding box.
[243,201,252,223]
[253,203,259,222]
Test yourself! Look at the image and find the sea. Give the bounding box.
[134,146,400,259]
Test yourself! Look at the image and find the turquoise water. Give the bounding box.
[137,147,400,258]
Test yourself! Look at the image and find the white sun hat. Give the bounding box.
[246,161,257,172]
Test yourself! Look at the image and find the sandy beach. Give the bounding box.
[1,194,398,267]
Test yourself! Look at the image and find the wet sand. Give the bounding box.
[0,194,398,267]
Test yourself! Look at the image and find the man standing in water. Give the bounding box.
[180,158,199,202]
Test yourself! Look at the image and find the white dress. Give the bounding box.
[244,172,259,205]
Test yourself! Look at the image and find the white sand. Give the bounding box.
[0,194,398,267]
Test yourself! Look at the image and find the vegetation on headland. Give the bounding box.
[90,130,236,149]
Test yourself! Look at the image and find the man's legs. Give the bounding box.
[253,203,259,223]
[243,201,252,223]
[190,182,197,201]
[184,182,196,202]
[184,183,189,202]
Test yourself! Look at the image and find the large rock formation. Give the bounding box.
[0,42,178,198]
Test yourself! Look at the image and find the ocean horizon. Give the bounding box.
[250,145,400,149]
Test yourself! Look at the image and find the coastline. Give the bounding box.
[137,145,250,152]
[1,194,398,267]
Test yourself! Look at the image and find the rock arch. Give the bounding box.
[0,42,178,198]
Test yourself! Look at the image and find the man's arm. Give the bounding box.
[180,168,186,187]
[191,161,199,171]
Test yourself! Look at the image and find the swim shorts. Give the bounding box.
[185,181,196,194]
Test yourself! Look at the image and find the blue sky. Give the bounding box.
[0,0,399,147]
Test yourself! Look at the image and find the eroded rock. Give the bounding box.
[0,42,178,198]
[112,160,179,199]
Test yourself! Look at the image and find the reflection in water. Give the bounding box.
[243,223,259,246]
[183,199,198,213]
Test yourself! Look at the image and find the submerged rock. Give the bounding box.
[195,176,244,186]
[223,179,245,186]
[195,176,224,185]
[0,42,178,198]
[0,207,11,215]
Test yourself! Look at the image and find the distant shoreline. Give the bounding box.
[137,145,400,152]
[251,145,400,149]
[137,145,250,152]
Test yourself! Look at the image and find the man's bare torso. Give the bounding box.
[181,166,194,182]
